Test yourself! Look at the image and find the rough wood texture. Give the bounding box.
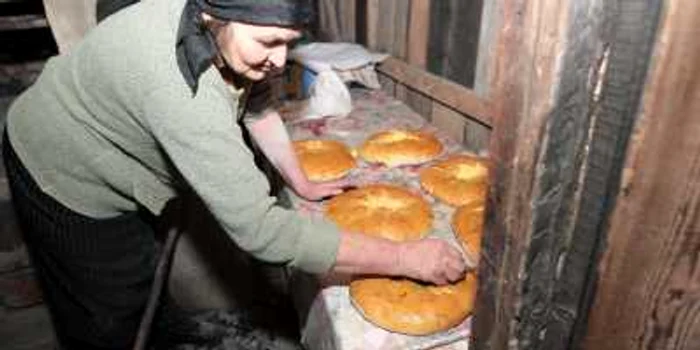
[317,0,356,42]
[473,0,576,348]
[376,57,492,127]
[473,0,499,97]
[584,0,700,348]
[426,0,482,89]
[476,0,664,348]
[407,0,430,68]
[462,119,490,156]
[404,86,433,122]
[377,71,396,97]
[518,0,662,348]
[431,102,466,144]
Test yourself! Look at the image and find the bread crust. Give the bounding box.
[420,155,489,207]
[359,130,443,166]
[349,272,478,335]
[325,184,433,241]
[293,139,356,182]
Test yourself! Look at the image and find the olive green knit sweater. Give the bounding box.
[6,0,339,273]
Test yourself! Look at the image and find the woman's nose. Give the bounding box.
[268,45,288,68]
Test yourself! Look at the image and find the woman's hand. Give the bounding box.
[294,177,353,201]
[396,238,467,285]
[333,233,468,286]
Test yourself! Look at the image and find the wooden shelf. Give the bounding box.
[0,14,48,31]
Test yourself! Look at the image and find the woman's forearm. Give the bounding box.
[332,231,468,285]
[246,109,308,190]
[332,231,402,276]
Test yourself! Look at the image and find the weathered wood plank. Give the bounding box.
[432,102,466,144]
[426,0,483,89]
[404,86,433,122]
[462,119,490,155]
[473,0,575,348]
[473,0,500,97]
[316,0,356,42]
[365,0,379,50]
[476,0,666,348]
[376,56,492,126]
[377,71,396,96]
[392,0,410,61]
[584,0,700,348]
[407,0,430,67]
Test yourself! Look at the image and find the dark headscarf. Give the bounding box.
[176,0,313,94]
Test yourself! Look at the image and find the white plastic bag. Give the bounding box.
[303,69,352,120]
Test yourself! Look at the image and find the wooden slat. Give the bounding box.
[407,0,430,67]
[404,86,433,122]
[584,0,700,348]
[377,56,492,126]
[365,0,379,50]
[463,119,490,155]
[473,0,499,96]
[0,14,48,31]
[432,102,465,143]
[473,0,573,348]
[394,82,407,102]
[376,0,397,55]
[377,71,396,96]
[317,0,355,42]
[392,0,411,60]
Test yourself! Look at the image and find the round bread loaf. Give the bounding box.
[420,155,489,207]
[452,202,485,257]
[293,139,356,182]
[359,130,443,166]
[350,272,478,335]
[325,184,432,241]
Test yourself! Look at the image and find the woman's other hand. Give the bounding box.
[295,177,353,201]
[396,238,467,285]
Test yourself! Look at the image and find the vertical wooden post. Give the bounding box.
[474,0,663,349]
[583,0,700,348]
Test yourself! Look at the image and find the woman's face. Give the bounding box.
[212,21,301,81]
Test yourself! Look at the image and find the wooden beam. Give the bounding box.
[407,0,430,67]
[583,0,700,348]
[475,0,666,349]
[376,56,493,127]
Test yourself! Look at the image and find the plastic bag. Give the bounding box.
[302,69,352,120]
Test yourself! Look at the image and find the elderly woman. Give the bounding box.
[2,0,467,348]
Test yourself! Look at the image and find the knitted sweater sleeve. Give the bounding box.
[142,83,340,274]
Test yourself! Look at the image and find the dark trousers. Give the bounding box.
[2,131,159,350]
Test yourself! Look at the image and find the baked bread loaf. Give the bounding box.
[325,184,432,241]
[420,155,489,207]
[293,139,356,182]
[350,272,478,335]
[452,202,485,257]
[359,130,443,166]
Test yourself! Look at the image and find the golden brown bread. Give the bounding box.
[359,130,443,166]
[350,272,478,335]
[420,154,489,207]
[293,139,356,182]
[452,202,485,258]
[325,184,432,241]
